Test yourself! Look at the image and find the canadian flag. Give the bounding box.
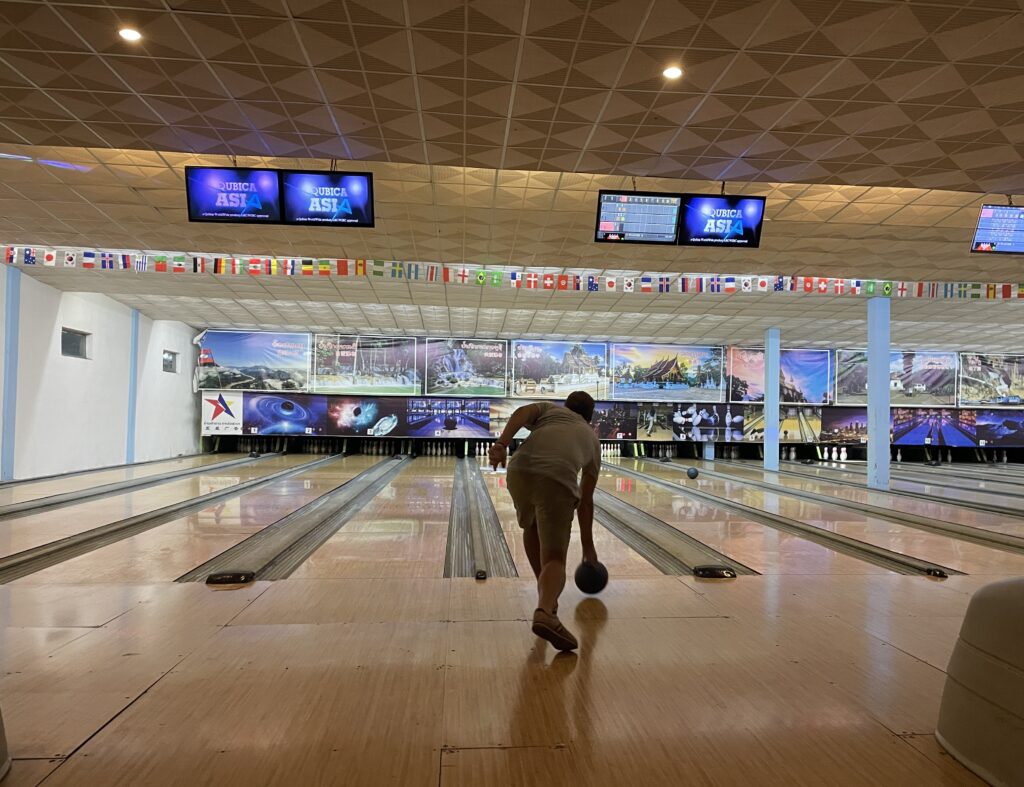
[525,272,539,289]
[542,273,555,289]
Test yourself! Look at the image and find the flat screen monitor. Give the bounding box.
[594,191,682,244]
[184,166,281,223]
[678,194,766,248]
[971,204,1024,254]
[281,170,375,227]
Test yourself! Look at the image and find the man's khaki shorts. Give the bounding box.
[506,468,577,557]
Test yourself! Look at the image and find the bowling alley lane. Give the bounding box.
[0,454,316,559]
[13,455,382,585]
[476,460,662,578]
[288,457,454,579]
[0,453,242,507]
[702,460,1024,539]
[623,459,1024,576]
[596,472,893,575]
[761,459,1024,507]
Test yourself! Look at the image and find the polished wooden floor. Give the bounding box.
[0,455,1014,786]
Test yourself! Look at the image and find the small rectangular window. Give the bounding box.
[162,350,178,373]
[61,328,90,359]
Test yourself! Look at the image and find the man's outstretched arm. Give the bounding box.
[578,472,598,564]
[488,404,540,468]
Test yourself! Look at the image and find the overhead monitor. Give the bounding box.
[678,194,766,248]
[184,166,281,223]
[281,170,374,227]
[594,190,682,244]
[971,204,1024,254]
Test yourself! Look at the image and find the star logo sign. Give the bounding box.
[206,394,235,420]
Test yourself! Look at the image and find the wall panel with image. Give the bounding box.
[835,350,957,406]
[424,338,507,396]
[959,353,1024,406]
[311,335,419,395]
[196,330,311,391]
[975,410,1024,446]
[728,348,832,405]
[611,344,724,402]
[511,340,609,399]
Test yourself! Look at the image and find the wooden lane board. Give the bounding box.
[631,460,1024,575]
[12,457,381,585]
[0,455,314,560]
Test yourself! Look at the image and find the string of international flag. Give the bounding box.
[4,244,1024,301]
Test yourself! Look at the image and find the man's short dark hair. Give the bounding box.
[564,391,595,423]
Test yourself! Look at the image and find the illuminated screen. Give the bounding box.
[971,204,1024,254]
[281,170,374,226]
[185,167,281,223]
[678,194,766,248]
[594,191,682,244]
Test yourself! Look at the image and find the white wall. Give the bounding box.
[135,319,199,462]
[8,274,199,479]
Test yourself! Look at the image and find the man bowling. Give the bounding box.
[488,392,601,651]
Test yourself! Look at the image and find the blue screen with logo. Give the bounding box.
[679,194,766,248]
[971,204,1024,254]
[281,171,374,227]
[185,167,281,223]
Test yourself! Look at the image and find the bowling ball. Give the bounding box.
[574,560,609,595]
[353,406,362,417]
[281,400,295,414]
[686,467,699,479]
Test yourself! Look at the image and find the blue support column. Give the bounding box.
[763,328,780,471]
[125,309,140,464]
[702,441,714,461]
[1,266,21,481]
[866,297,890,489]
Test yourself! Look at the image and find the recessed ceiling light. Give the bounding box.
[663,65,683,79]
[119,28,142,42]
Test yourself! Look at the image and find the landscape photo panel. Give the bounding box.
[611,344,724,402]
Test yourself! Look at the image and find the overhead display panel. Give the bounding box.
[281,170,374,226]
[195,330,310,391]
[835,350,957,406]
[511,341,609,399]
[678,194,766,248]
[959,353,1024,406]
[185,167,281,223]
[611,344,724,402]
[594,191,682,244]
[971,204,1024,254]
[424,338,507,397]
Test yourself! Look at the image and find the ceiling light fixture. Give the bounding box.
[663,66,683,79]
[119,28,142,42]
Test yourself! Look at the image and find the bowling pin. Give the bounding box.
[896,448,902,462]
[840,446,847,461]
[1003,450,1009,464]
[947,450,952,464]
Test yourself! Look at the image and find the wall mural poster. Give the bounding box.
[959,353,1024,406]
[781,349,832,405]
[819,408,867,444]
[727,347,765,402]
[835,350,957,406]
[405,398,491,438]
[511,341,609,400]
[891,408,977,447]
[200,390,243,435]
[975,410,1024,447]
[195,330,310,391]
[489,399,531,439]
[592,402,638,440]
[637,402,745,442]
[324,396,407,437]
[424,338,507,397]
[241,392,328,435]
[743,405,764,441]
[779,406,822,443]
[611,344,724,402]
[313,335,420,395]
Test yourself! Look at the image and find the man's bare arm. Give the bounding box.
[488,404,540,469]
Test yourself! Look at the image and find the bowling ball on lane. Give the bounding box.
[353,406,362,417]
[687,467,699,479]
[280,400,295,414]
[574,560,609,595]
